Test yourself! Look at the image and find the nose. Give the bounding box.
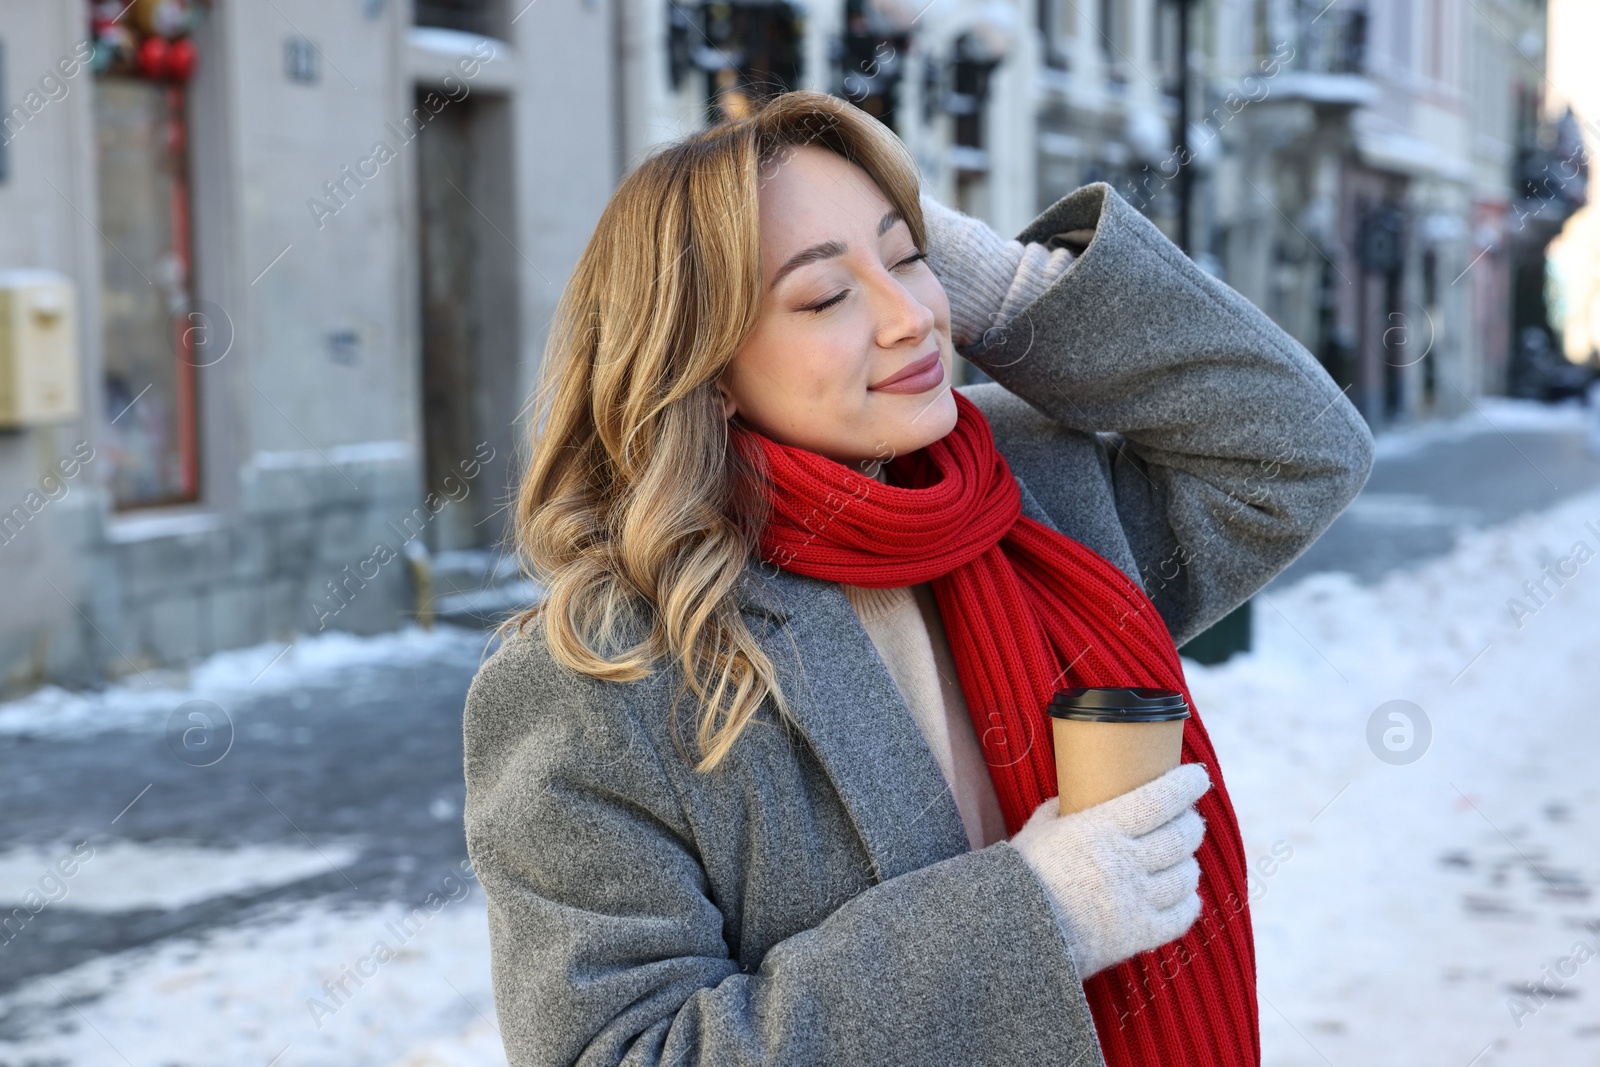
[869,262,936,350]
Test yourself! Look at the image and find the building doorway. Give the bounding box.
[414,89,519,552]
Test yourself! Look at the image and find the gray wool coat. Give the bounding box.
[462,182,1376,1066]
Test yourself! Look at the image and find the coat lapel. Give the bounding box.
[734,563,970,882]
[729,472,1063,883]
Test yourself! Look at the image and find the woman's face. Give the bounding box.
[717,144,959,477]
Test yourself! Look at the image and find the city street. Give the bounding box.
[2,397,1598,1066]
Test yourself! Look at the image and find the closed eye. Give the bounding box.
[796,251,928,313]
[800,287,851,313]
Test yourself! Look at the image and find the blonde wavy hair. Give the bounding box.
[496,90,929,773]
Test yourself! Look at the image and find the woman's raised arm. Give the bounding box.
[922,183,1374,648]
[462,629,1109,1067]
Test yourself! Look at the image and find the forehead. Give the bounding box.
[757,145,896,251]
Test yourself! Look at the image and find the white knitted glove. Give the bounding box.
[1007,762,1212,980]
[917,191,1076,351]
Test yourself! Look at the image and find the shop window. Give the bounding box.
[89,1,205,509]
[950,33,999,156]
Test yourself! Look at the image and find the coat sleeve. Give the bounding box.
[961,182,1376,648]
[462,632,1109,1067]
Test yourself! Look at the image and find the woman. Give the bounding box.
[464,90,1373,1066]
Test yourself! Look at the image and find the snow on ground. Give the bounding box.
[0,840,363,913]
[1338,492,1482,527]
[1186,479,1600,1065]
[0,891,506,1067]
[0,623,493,740]
[3,465,1600,1064]
[1368,392,1600,460]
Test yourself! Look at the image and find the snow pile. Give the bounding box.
[0,840,364,913]
[0,624,494,739]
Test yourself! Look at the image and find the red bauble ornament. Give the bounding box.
[166,37,196,81]
[136,35,169,79]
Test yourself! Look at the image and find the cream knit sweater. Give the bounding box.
[839,576,1011,851]
[836,197,1076,852]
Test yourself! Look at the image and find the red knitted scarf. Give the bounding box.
[745,389,1259,1066]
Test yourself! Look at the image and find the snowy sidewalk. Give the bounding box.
[1200,478,1600,1065]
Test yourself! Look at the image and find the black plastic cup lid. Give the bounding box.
[1048,686,1190,723]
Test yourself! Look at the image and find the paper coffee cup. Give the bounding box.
[1048,687,1190,817]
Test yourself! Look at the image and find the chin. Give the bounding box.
[887,394,958,457]
[913,385,960,435]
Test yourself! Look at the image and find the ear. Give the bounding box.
[718,383,737,420]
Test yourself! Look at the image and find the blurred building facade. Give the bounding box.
[0,0,1569,688]
[1033,0,1571,424]
[0,0,610,688]
[625,0,1569,423]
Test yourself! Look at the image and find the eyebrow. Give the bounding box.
[768,208,905,292]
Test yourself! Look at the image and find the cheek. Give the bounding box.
[740,317,859,395]
[729,316,844,409]
[729,326,869,433]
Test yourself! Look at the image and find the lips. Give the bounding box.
[869,351,941,390]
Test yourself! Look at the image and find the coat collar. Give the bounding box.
[732,561,791,624]
[723,470,1063,879]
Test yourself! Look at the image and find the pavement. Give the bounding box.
[1266,397,1600,591]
